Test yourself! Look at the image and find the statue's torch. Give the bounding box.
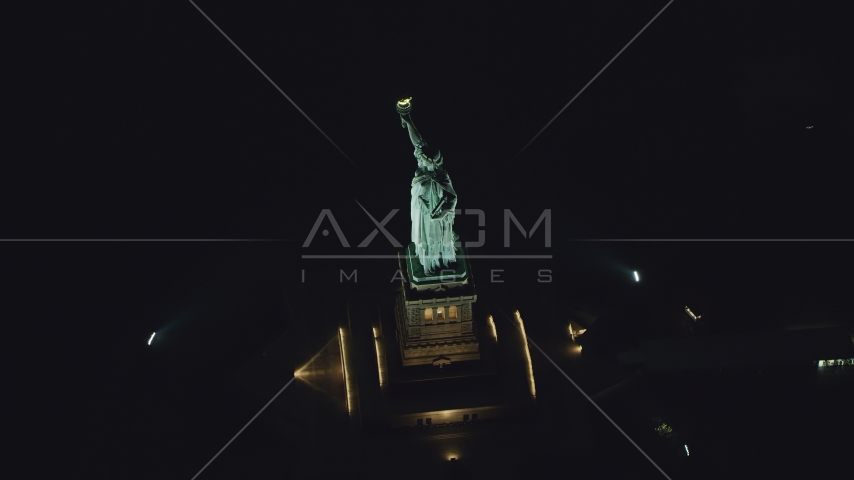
[396,97,413,117]
[397,97,415,130]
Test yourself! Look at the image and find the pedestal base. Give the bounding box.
[341,292,535,431]
[395,243,480,367]
[405,242,469,286]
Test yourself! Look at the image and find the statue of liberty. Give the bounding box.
[396,98,458,274]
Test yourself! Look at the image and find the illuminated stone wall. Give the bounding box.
[395,291,480,366]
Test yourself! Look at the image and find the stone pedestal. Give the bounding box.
[394,243,480,367]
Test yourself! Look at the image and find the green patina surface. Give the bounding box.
[405,242,468,285]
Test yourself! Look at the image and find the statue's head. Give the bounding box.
[418,145,442,169]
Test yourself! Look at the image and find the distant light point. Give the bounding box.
[684,444,689,456]
[806,125,813,129]
[148,332,156,345]
[633,271,640,282]
[685,306,701,321]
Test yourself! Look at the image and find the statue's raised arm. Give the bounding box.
[397,97,426,148]
[397,97,443,169]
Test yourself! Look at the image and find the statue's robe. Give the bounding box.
[410,155,457,273]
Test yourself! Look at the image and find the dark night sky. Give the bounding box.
[4,2,854,479]
[7,1,853,239]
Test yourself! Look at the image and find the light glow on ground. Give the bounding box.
[515,310,537,397]
[373,327,386,386]
[339,328,354,413]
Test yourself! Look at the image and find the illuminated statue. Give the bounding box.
[396,98,458,273]
[393,99,479,368]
